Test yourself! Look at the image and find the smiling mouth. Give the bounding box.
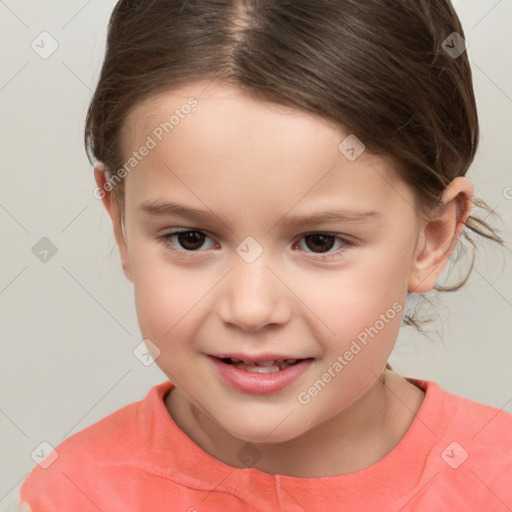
[218,357,306,373]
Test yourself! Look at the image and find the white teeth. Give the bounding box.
[242,364,281,373]
[225,357,303,372]
[232,361,295,372]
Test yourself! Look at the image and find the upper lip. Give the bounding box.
[209,353,309,363]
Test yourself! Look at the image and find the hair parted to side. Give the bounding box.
[85,0,506,330]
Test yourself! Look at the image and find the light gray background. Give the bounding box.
[1,0,511,505]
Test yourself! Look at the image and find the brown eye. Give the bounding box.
[296,233,353,259]
[303,234,336,253]
[161,230,213,252]
[175,231,206,250]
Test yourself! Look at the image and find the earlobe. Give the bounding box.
[407,177,473,293]
[94,163,133,283]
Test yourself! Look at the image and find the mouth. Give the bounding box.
[218,357,304,373]
[208,354,314,394]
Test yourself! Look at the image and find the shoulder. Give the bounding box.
[428,379,512,440]
[409,377,512,444]
[19,381,172,510]
[409,378,512,502]
[439,382,512,471]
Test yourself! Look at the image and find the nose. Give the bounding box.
[217,257,290,332]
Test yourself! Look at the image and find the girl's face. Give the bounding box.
[105,81,436,443]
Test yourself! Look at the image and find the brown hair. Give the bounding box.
[85,0,506,330]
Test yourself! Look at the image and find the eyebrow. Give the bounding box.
[140,200,381,227]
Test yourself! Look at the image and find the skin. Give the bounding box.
[95,80,474,478]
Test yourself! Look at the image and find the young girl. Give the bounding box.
[18,0,512,510]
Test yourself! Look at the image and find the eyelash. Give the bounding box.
[158,229,354,260]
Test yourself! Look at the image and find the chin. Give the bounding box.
[219,413,312,446]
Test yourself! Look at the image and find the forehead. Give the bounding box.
[120,81,415,220]
[121,80,344,156]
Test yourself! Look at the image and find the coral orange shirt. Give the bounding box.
[19,378,512,511]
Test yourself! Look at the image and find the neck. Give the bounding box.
[165,370,425,478]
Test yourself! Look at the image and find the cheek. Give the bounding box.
[129,223,412,354]
[303,251,409,357]
[130,250,202,342]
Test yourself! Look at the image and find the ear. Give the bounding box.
[408,177,474,293]
[94,163,133,282]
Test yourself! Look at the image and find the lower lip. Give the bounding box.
[209,356,313,395]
